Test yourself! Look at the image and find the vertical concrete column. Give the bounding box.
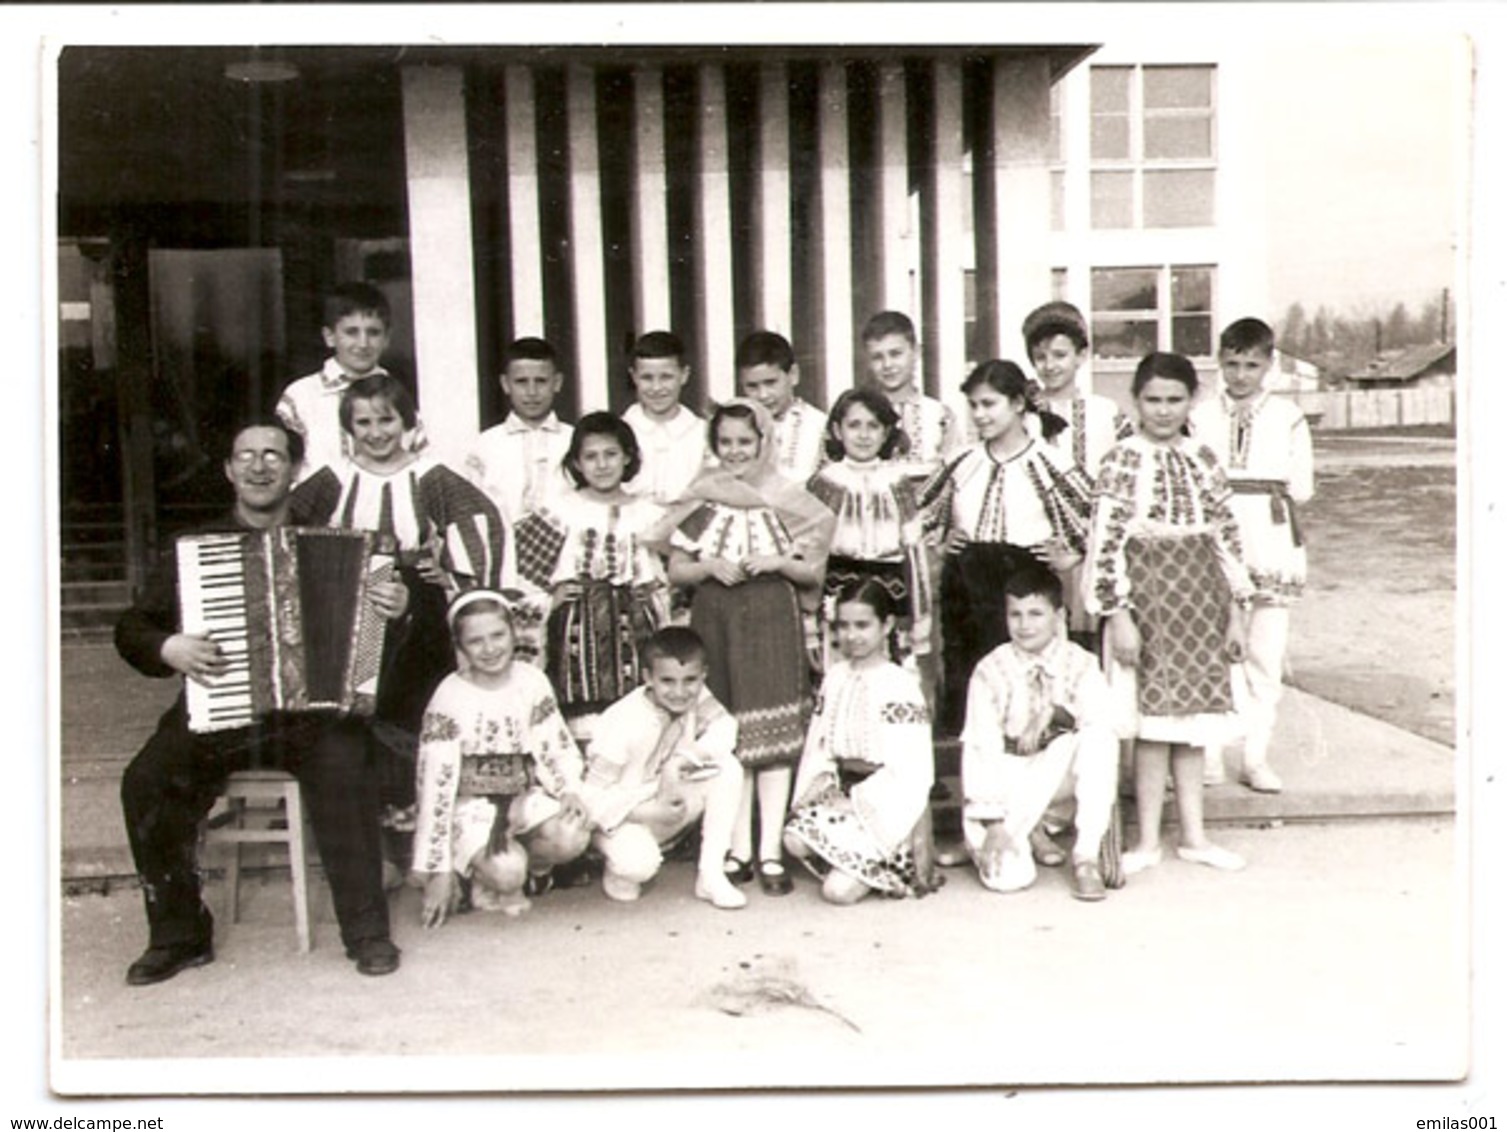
[818,60,855,399]
[990,55,1054,372]
[567,64,611,411]
[631,66,672,337]
[505,65,546,338]
[753,62,792,337]
[923,59,967,404]
[876,60,912,315]
[401,64,481,461]
[696,64,736,404]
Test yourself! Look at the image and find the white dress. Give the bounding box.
[785,660,933,896]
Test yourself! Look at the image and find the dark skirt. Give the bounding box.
[1124,532,1234,718]
[937,542,1039,737]
[693,574,810,768]
[545,581,660,719]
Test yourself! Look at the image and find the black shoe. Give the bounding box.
[346,938,401,977]
[758,859,793,896]
[524,871,555,898]
[723,854,754,886]
[125,940,214,987]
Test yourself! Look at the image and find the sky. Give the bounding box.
[1256,34,1466,321]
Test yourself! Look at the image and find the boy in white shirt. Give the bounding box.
[1190,317,1314,794]
[860,311,962,485]
[736,330,825,481]
[620,331,709,507]
[961,566,1118,901]
[276,282,425,482]
[582,627,747,910]
[464,337,574,526]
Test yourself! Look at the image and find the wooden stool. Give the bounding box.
[202,769,313,952]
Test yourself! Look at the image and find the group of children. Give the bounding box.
[271,282,1312,920]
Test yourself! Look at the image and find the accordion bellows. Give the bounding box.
[177,528,392,732]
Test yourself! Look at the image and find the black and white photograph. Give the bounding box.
[12,0,1502,1124]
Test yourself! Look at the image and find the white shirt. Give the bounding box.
[464,412,574,525]
[770,398,828,482]
[621,403,710,506]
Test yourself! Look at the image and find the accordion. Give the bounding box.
[176,527,394,732]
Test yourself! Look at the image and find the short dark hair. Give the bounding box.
[1219,318,1276,357]
[735,330,795,373]
[1004,564,1064,610]
[321,282,391,330]
[643,625,708,669]
[1131,352,1200,398]
[339,372,419,433]
[228,416,305,468]
[502,336,559,369]
[563,412,644,488]
[629,331,687,367]
[860,310,917,346]
[823,387,907,461]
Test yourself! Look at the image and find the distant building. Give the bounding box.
[1346,343,1456,390]
[1270,347,1324,395]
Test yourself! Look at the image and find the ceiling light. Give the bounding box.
[223,60,300,84]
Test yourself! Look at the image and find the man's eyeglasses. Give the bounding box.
[231,450,289,468]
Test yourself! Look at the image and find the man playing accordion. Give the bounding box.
[114,419,410,984]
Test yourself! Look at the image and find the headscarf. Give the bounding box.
[648,398,836,608]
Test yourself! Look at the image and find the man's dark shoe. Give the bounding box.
[125,940,214,986]
[346,937,401,977]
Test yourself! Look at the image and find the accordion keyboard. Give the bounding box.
[177,532,256,731]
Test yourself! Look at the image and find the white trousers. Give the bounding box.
[963,724,1118,892]
[592,752,744,885]
[1238,604,1290,768]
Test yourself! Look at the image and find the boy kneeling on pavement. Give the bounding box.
[960,565,1118,901]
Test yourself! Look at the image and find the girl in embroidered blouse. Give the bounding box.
[413,592,593,927]
[291,373,515,869]
[918,360,1094,739]
[656,399,836,897]
[1086,352,1253,876]
[784,579,936,904]
[292,374,515,732]
[805,388,934,676]
[537,413,670,744]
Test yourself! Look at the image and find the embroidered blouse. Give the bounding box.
[770,399,828,482]
[792,660,933,851]
[918,439,1093,551]
[412,667,586,875]
[1085,434,1252,615]
[292,453,514,591]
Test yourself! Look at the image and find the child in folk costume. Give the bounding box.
[1021,301,1135,651]
[656,399,836,897]
[291,373,514,863]
[784,580,937,904]
[1189,318,1314,794]
[1087,352,1253,876]
[412,592,593,926]
[736,330,827,482]
[533,413,670,744]
[804,388,933,673]
[961,566,1119,901]
[918,360,1094,739]
[581,627,748,910]
[860,310,964,486]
